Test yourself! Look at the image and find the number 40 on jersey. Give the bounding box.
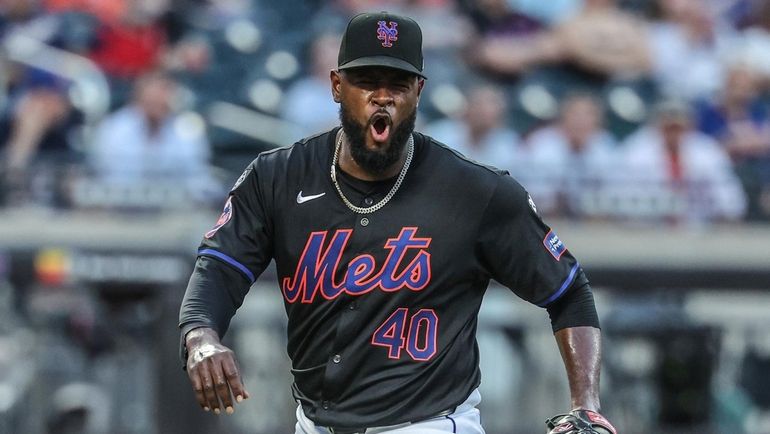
[371,308,438,361]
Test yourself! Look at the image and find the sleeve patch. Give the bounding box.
[543,230,566,261]
[205,196,233,239]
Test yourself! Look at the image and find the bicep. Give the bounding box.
[477,176,587,306]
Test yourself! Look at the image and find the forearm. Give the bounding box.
[179,256,251,365]
[554,326,602,411]
[179,256,250,335]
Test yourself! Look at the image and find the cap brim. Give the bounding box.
[338,56,426,79]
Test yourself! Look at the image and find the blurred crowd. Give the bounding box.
[1,0,770,223]
[3,3,770,434]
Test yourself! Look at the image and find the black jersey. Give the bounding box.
[179,127,588,427]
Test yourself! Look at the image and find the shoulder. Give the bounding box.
[417,131,529,202]
[230,129,334,194]
[417,131,509,177]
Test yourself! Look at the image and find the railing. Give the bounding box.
[2,33,110,124]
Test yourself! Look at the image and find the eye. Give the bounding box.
[355,78,376,88]
[393,82,410,92]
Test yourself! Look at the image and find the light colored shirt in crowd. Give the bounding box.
[617,126,746,222]
[90,106,217,197]
[281,77,340,138]
[425,119,523,174]
[728,26,770,80]
[647,21,733,100]
[522,126,618,215]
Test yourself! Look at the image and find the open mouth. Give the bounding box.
[369,114,391,143]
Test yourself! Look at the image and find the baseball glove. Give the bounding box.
[545,409,617,434]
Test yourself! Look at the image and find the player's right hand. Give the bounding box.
[185,327,250,415]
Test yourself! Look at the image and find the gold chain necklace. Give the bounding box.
[330,130,414,214]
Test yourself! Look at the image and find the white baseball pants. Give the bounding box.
[294,388,485,434]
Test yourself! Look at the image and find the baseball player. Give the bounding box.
[179,11,616,434]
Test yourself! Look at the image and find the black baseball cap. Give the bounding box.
[338,12,426,78]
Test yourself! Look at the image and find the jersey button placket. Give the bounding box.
[360,217,369,227]
[332,354,342,364]
[364,197,374,206]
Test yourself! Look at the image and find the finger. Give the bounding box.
[187,366,209,411]
[198,360,221,414]
[208,356,234,414]
[221,355,248,403]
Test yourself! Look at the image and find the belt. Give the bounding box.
[326,409,453,434]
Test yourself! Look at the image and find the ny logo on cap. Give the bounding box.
[377,20,398,47]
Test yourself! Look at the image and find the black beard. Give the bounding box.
[339,103,417,176]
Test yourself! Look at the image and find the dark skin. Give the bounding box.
[185,327,249,415]
[330,66,424,181]
[184,65,603,417]
[555,326,603,411]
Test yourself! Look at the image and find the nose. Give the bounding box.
[370,85,394,107]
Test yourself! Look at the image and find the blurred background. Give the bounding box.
[1,0,770,433]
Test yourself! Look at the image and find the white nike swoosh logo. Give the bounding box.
[296,191,326,204]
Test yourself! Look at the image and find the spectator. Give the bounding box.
[473,0,652,80]
[696,63,770,219]
[619,99,746,223]
[461,0,544,37]
[88,71,217,200]
[45,0,181,109]
[647,0,734,101]
[505,0,582,26]
[281,33,341,138]
[553,0,652,78]
[460,0,548,82]
[0,0,83,205]
[45,0,171,79]
[425,83,522,172]
[523,93,618,217]
[44,0,125,24]
[390,0,473,53]
[1,86,72,172]
[729,0,770,88]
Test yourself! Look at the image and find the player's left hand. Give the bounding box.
[545,409,617,434]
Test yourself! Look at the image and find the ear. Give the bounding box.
[415,78,425,105]
[330,70,342,103]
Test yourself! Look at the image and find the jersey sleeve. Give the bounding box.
[197,160,274,283]
[178,159,275,365]
[476,174,588,307]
